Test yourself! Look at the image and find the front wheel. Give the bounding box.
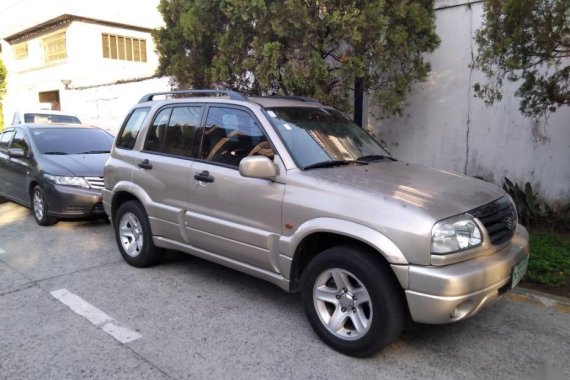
[114,200,163,267]
[301,245,406,357]
[31,186,58,226]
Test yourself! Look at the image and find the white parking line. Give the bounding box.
[0,248,6,254]
[50,288,141,344]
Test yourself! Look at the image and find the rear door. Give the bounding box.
[132,105,203,243]
[185,105,285,272]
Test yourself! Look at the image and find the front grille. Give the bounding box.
[469,197,517,245]
[85,176,104,190]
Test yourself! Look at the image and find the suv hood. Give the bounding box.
[41,153,109,177]
[309,160,504,220]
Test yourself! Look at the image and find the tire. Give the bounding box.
[114,200,163,267]
[301,245,406,357]
[31,185,58,226]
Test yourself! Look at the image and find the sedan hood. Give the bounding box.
[41,153,109,177]
[309,160,504,220]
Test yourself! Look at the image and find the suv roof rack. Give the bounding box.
[138,90,248,103]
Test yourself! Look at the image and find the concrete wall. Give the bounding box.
[370,0,570,203]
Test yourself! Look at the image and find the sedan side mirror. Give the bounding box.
[8,148,25,158]
[239,156,277,179]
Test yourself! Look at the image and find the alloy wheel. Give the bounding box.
[313,268,373,340]
[119,212,144,257]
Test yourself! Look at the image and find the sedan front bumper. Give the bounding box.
[402,225,529,324]
[43,183,105,219]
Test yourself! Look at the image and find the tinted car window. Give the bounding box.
[24,113,81,124]
[32,128,114,155]
[0,130,15,151]
[12,130,30,154]
[164,106,203,157]
[144,108,172,152]
[117,107,150,149]
[200,107,272,167]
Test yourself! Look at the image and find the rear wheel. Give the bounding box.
[114,200,163,267]
[301,245,406,357]
[31,186,58,226]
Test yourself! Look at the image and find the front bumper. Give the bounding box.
[403,225,529,324]
[44,183,105,219]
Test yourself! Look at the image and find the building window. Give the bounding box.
[43,31,67,63]
[13,42,28,60]
[102,33,147,62]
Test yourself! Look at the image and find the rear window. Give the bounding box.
[32,128,114,155]
[24,113,81,124]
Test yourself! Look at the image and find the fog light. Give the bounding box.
[450,300,473,320]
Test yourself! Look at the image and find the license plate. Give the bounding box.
[511,256,529,289]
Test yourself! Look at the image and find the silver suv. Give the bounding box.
[103,90,529,357]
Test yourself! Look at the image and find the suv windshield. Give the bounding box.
[32,128,113,155]
[266,107,392,169]
[24,113,81,124]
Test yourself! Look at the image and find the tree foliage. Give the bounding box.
[153,0,440,116]
[0,57,6,129]
[473,0,570,117]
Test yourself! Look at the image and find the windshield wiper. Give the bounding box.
[303,160,352,170]
[43,151,69,155]
[79,150,111,154]
[357,154,397,162]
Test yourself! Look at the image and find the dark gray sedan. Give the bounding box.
[0,124,114,225]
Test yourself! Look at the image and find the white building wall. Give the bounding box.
[0,0,167,130]
[61,77,170,134]
[371,1,570,203]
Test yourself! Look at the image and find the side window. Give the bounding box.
[116,107,150,150]
[11,130,30,155]
[0,130,15,152]
[143,108,172,152]
[200,107,273,167]
[163,106,203,157]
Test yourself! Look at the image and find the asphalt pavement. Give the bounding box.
[0,201,569,380]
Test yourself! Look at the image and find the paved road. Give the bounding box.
[0,201,569,380]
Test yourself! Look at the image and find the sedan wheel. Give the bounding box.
[31,186,57,226]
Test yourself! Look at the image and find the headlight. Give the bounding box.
[431,214,482,254]
[44,174,90,188]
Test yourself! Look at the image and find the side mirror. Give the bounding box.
[239,156,277,179]
[8,148,25,158]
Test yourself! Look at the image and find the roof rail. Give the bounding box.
[138,90,248,103]
[267,95,321,104]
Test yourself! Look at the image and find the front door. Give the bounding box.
[185,105,285,273]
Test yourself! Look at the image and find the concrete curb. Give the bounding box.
[509,287,570,314]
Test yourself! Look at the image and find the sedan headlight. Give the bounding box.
[431,214,482,254]
[44,174,90,188]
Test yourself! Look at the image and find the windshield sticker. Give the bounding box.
[267,110,277,117]
[283,123,292,130]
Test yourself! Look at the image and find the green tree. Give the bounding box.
[0,57,6,130]
[153,0,440,117]
[473,0,570,117]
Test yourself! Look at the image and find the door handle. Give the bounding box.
[138,159,153,170]
[194,170,215,183]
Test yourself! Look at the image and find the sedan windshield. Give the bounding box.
[32,128,114,155]
[265,107,392,169]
